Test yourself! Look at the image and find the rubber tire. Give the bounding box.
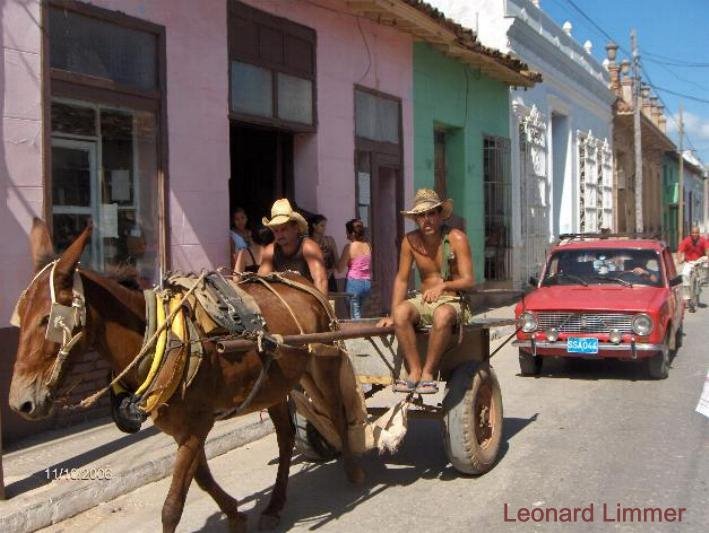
[674,324,683,350]
[290,402,339,462]
[646,334,670,380]
[443,364,503,475]
[518,349,543,376]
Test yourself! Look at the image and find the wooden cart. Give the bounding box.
[291,316,515,475]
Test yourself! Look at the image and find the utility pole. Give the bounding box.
[677,102,684,245]
[631,30,643,233]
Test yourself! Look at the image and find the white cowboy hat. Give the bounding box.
[401,188,453,220]
[262,198,308,234]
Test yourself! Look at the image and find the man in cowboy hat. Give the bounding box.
[258,198,329,295]
[378,188,475,394]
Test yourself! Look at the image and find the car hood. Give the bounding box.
[518,285,667,313]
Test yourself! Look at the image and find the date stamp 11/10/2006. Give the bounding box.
[45,467,113,481]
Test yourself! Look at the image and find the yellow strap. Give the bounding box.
[135,293,167,395]
[142,295,188,414]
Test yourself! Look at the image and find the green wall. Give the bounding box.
[413,42,511,282]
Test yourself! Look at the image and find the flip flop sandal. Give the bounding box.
[392,379,417,393]
[415,380,439,394]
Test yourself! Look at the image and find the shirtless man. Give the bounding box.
[258,198,328,295]
[378,189,475,394]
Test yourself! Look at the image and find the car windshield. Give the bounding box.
[542,248,664,288]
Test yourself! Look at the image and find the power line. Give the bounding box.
[645,83,709,105]
[641,50,709,68]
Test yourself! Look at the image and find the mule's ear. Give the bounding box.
[29,218,55,272]
[55,220,93,279]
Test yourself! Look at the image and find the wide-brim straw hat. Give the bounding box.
[401,188,453,220]
[262,198,308,234]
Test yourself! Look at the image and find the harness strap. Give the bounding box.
[80,271,208,409]
[251,276,305,335]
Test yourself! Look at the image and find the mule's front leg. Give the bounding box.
[162,433,206,533]
[259,400,295,530]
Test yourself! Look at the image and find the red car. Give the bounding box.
[514,235,684,379]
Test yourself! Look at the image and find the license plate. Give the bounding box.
[567,337,599,354]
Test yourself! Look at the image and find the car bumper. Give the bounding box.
[513,339,667,360]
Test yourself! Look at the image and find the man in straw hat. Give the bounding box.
[378,189,475,394]
[259,198,329,295]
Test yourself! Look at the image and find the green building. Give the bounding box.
[413,42,537,283]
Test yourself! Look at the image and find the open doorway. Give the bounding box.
[229,123,293,232]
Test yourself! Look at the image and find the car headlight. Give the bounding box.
[631,314,653,336]
[518,312,538,333]
[545,327,559,341]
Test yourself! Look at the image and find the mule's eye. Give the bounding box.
[40,315,49,327]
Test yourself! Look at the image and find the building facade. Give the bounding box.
[412,41,536,282]
[432,0,616,288]
[0,0,534,443]
[605,47,675,238]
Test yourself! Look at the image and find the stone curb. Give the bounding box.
[0,418,275,533]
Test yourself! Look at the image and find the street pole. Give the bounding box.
[677,102,684,246]
[631,30,643,233]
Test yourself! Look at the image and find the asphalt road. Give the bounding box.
[41,305,709,533]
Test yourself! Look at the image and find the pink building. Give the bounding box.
[0,0,414,442]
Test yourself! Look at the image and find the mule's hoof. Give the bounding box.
[258,512,281,530]
[346,464,366,485]
[228,512,248,533]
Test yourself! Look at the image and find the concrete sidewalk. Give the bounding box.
[0,413,274,533]
[0,302,518,533]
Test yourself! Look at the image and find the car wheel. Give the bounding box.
[674,323,683,352]
[518,349,542,376]
[647,334,670,380]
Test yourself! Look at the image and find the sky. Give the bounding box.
[427,0,709,167]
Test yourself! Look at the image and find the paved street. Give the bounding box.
[41,306,708,533]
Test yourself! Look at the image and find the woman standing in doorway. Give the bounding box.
[338,218,371,319]
[308,214,339,293]
[233,227,273,274]
[230,207,251,269]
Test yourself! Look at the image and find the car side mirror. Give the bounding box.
[528,276,539,287]
[670,275,682,287]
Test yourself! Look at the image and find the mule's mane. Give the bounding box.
[80,269,146,320]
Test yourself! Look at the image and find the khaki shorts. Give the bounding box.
[406,294,467,327]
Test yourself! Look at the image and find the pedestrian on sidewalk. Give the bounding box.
[338,218,372,319]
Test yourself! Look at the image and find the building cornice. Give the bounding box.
[508,20,614,107]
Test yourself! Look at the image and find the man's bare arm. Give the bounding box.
[303,238,328,295]
[257,244,275,275]
[443,229,475,291]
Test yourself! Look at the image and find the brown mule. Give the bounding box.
[8,219,363,532]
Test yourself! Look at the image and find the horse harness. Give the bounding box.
[11,260,87,399]
[112,270,338,425]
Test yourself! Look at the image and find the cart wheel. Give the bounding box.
[518,349,542,376]
[290,401,340,462]
[442,363,503,475]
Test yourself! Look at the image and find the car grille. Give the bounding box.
[536,312,634,333]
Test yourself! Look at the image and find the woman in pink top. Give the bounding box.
[337,218,372,319]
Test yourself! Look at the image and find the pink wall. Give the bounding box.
[91,0,231,273]
[242,0,414,256]
[1,0,44,325]
[0,0,414,325]
[0,0,232,326]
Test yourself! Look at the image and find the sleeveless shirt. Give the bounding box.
[273,237,313,282]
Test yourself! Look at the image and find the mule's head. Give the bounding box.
[9,218,92,419]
